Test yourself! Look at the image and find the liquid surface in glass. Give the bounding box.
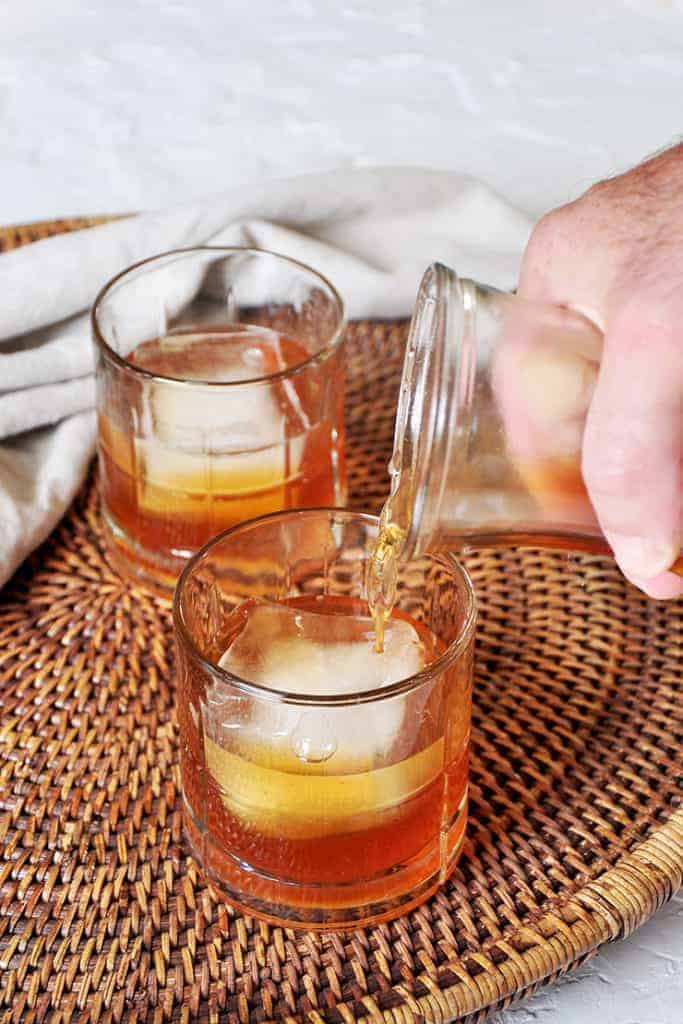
[180,594,469,924]
[99,326,346,581]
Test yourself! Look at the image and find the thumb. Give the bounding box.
[582,300,683,598]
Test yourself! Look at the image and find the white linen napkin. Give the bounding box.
[0,167,532,587]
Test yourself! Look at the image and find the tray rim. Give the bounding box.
[1,214,682,1024]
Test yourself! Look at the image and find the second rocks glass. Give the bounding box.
[92,247,347,593]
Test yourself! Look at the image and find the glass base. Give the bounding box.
[100,489,351,599]
[183,793,468,931]
[101,511,182,598]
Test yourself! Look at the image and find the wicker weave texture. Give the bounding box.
[0,218,681,1024]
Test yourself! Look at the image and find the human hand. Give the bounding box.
[517,144,683,598]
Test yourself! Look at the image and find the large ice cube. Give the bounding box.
[222,600,426,693]
[132,329,306,507]
[203,600,441,838]
[147,330,287,452]
[211,600,428,771]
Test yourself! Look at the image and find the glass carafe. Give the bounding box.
[383,263,681,573]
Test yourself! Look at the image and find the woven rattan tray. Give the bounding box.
[1,217,682,1024]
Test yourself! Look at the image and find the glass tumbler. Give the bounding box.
[381,262,683,576]
[92,247,346,593]
[174,509,476,929]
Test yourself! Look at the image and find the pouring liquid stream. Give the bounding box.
[366,523,406,653]
[367,263,683,654]
[366,470,683,654]
[367,513,683,653]
[366,459,414,652]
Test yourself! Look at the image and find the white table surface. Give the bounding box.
[2,1,682,1020]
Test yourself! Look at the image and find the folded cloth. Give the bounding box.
[0,167,532,588]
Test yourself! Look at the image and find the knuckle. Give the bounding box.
[582,177,611,203]
[520,208,576,295]
[525,208,567,255]
[521,204,586,291]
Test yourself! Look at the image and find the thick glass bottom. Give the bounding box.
[183,792,468,931]
[102,510,181,596]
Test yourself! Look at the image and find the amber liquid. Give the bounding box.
[180,595,470,928]
[99,327,346,588]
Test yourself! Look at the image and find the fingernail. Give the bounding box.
[609,534,678,579]
[628,571,683,600]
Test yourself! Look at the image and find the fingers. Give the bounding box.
[518,207,609,330]
[518,211,569,303]
[493,299,602,449]
[582,305,683,597]
[491,297,602,527]
[627,570,683,601]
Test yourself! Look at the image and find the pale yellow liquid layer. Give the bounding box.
[205,735,444,840]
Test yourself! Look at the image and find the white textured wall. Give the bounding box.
[2,1,682,1021]
[4,0,683,224]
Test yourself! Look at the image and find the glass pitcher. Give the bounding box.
[381,262,682,574]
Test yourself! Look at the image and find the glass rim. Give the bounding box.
[91,245,346,388]
[173,506,477,707]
